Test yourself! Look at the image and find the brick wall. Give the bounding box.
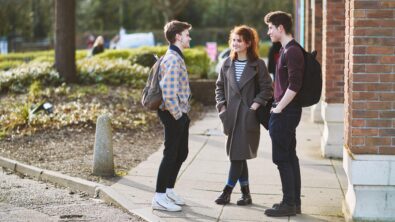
[345,0,395,154]
[312,0,323,64]
[322,0,345,103]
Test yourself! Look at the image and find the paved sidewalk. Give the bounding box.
[111,108,347,222]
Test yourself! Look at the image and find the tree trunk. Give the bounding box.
[55,0,77,83]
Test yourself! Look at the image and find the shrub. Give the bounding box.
[0,50,54,62]
[77,57,149,87]
[128,46,168,67]
[184,49,210,79]
[97,49,133,60]
[259,41,271,58]
[0,60,24,71]
[0,62,60,93]
[95,46,210,78]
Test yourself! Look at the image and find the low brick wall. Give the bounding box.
[189,79,216,106]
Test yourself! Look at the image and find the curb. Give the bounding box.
[0,156,161,222]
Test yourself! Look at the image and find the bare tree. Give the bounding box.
[55,0,77,83]
[152,0,189,23]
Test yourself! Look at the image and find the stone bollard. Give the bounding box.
[93,114,114,176]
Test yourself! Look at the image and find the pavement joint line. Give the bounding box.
[176,135,210,180]
[216,205,225,222]
[330,159,346,198]
[0,155,146,221]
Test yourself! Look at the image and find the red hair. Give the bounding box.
[229,25,260,61]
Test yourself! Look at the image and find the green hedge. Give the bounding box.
[97,46,210,78]
[0,60,24,71]
[77,57,149,87]
[0,62,61,93]
[0,46,212,93]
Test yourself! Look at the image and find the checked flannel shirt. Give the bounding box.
[159,48,191,120]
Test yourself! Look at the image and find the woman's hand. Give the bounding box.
[250,102,260,111]
[220,105,226,113]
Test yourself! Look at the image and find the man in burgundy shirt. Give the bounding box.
[264,11,305,217]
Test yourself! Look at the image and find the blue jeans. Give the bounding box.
[269,103,302,206]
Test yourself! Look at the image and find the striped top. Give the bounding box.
[234,59,247,82]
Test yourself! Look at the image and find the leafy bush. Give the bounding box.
[0,50,54,62]
[96,46,210,78]
[259,41,271,58]
[184,49,210,79]
[0,62,60,93]
[127,46,167,67]
[77,57,149,87]
[96,49,134,60]
[0,60,24,71]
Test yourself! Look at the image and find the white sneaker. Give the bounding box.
[166,189,186,205]
[152,194,182,212]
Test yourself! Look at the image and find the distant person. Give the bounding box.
[214,25,273,206]
[151,20,192,212]
[267,41,282,81]
[86,34,95,49]
[89,36,105,56]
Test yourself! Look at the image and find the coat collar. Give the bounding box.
[223,57,259,92]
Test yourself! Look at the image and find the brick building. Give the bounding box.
[294,0,395,221]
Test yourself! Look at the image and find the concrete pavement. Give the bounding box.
[111,108,347,222]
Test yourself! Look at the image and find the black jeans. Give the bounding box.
[269,103,302,206]
[156,110,190,193]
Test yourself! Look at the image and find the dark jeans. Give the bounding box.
[227,160,249,187]
[269,103,302,206]
[156,110,190,193]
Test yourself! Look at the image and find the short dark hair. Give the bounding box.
[164,20,192,44]
[264,11,293,34]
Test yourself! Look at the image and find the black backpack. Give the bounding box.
[282,44,322,107]
[141,55,164,110]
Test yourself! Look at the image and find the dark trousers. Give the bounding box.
[269,104,302,206]
[156,110,190,193]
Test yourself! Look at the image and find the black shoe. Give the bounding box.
[272,202,301,214]
[265,202,296,217]
[237,185,252,206]
[215,185,233,205]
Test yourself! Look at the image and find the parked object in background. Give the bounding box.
[0,37,8,54]
[115,28,155,49]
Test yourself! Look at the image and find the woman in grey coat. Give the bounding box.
[215,25,273,205]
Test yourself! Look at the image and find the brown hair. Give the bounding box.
[164,20,192,44]
[228,25,260,62]
[264,11,293,34]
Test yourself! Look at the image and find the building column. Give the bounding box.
[343,0,395,221]
[321,0,345,158]
[304,0,312,52]
[310,0,323,123]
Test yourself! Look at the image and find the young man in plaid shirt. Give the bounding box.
[152,20,192,212]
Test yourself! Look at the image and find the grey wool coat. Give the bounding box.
[215,57,273,160]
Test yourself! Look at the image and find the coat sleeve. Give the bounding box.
[253,60,273,106]
[215,63,227,112]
